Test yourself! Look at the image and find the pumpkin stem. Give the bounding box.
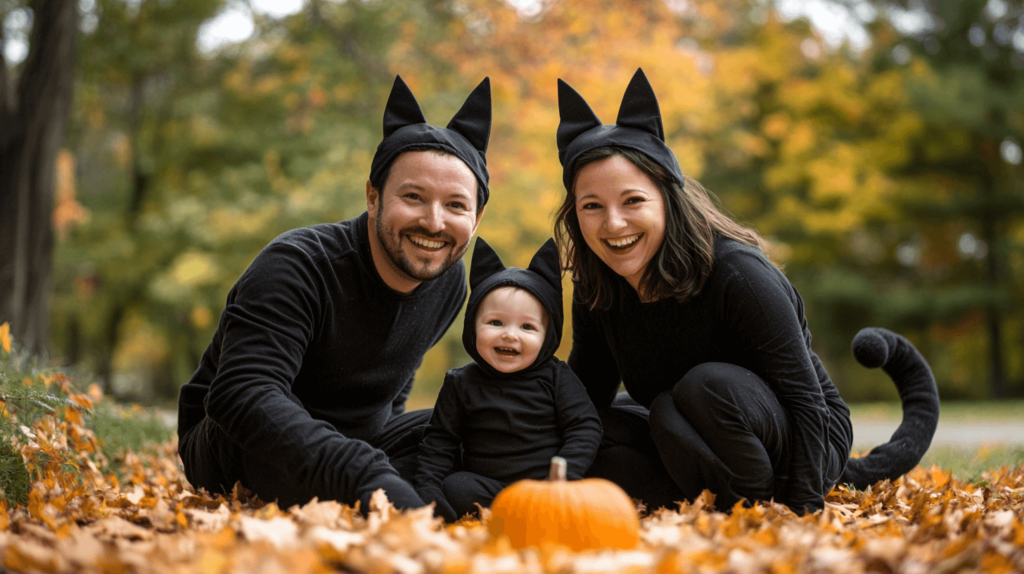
[549,457,567,482]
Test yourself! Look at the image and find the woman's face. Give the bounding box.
[574,154,667,294]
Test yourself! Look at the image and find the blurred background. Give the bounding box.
[2,0,1023,409]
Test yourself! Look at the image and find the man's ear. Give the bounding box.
[366,179,379,214]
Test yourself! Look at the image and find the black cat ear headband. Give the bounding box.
[556,68,684,191]
[370,76,492,208]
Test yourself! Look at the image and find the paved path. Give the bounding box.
[851,417,1024,449]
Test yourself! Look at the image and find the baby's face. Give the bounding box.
[475,287,548,373]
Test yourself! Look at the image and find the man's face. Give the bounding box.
[366,151,484,293]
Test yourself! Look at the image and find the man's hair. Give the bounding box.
[554,146,769,310]
[370,145,486,213]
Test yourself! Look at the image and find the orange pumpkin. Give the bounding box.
[487,457,640,551]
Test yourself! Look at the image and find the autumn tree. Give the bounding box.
[862,0,1024,397]
[0,0,77,358]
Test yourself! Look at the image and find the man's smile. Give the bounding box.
[407,234,448,251]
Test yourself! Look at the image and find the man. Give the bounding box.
[177,76,491,511]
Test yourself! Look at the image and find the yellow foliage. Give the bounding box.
[0,322,10,354]
[170,252,218,287]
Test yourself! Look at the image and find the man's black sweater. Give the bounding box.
[177,212,466,505]
[569,237,853,512]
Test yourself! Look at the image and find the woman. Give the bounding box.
[554,69,939,514]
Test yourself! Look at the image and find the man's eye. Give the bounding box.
[404,193,421,201]
[448,201,467,210]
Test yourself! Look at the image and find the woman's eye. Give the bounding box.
[625,196,644,205]
[580,202,601,210]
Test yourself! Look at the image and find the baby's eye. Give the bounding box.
[488,320,503,327]
[522,324,536,331]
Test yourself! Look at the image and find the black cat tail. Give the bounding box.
[839,327,940,490]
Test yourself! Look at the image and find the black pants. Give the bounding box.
[585,363,792,511]
[178,408,432,508]
[440,471,507,519]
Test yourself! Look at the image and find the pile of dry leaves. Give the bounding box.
[2,380,1023,573]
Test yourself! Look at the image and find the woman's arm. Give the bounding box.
[567,297,622,409]
[719,251,831,513]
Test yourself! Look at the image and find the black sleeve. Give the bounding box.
[567,297,621,409]
[391,376,415,417]
[414,372,463,522]
[202,242,420,508]
[553,363,603,480]
[719,253,830,513]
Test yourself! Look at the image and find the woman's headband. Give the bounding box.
[556,68,684,191]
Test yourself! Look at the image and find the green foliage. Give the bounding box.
[0,355,77,506]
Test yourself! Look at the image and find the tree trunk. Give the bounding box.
[0,0,78,358]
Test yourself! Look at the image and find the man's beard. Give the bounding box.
[375,203,468,282]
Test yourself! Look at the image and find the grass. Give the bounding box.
[848,399,1024,420]
[90,402,175,457]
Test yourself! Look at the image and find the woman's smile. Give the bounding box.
[605,233,643,250]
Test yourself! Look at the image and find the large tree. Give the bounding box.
[0,0,78,358]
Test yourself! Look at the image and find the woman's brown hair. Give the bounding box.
[554,146,769,310]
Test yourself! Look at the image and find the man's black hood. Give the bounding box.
[462,237,563,378]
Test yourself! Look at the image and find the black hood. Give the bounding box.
[462,237,563,378]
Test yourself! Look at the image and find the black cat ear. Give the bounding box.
[527,238,561,296]
[447,77,491,154]
[470,237,506,290]
[615,68,665,141]
[382,76,428,139]
[556,79,603,159]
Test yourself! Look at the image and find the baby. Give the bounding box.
[415,237,602,522]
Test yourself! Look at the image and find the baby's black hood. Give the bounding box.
[462,237,563,378]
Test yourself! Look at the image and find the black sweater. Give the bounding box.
[416,360,601,489]
[177,212,466,503]
[569,237,853,512]
[415,238,602,512]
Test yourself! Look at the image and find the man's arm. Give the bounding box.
[199,240,422,509]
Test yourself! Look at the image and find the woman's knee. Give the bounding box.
[672,363,768,420]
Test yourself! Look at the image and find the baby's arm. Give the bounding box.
[553,362,603,480]
[414,372,463,522]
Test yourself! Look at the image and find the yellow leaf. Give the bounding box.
[0,322,10,353]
